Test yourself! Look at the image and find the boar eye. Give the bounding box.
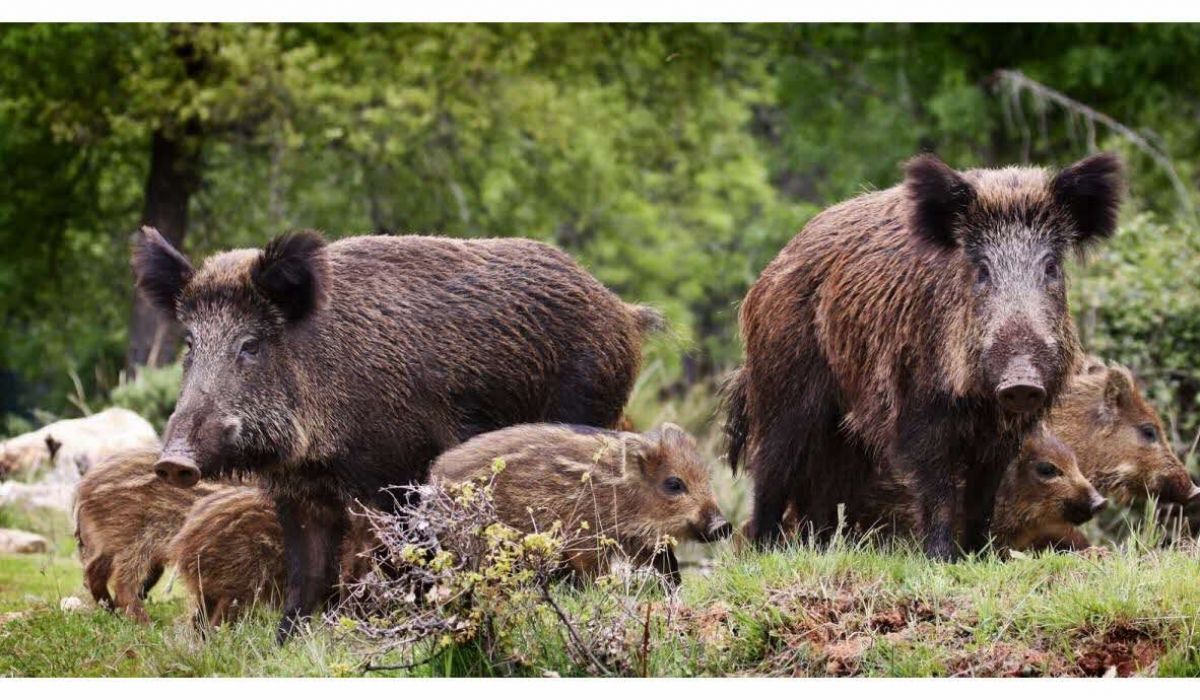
[975,263,991,288]
[1139,424,1158,442]
[183,332,194,352]
[239,337,261,358]
[1043,257,1061,283]
[662,477,687,496]
[1035,462,1061,479]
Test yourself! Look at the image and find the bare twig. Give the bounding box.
[539,580,611,676]
[992,69,1196,222]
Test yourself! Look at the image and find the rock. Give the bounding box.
[0,528,49,554]
[0,611,26,626]
[59,596,85,612]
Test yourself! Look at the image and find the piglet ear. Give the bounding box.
[1051,152,1124,246]
[132,226,194,319]
[1103,364,1136,411]
[251,231,328,323]
[904,153,976,249]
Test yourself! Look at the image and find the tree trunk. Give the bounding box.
[125,131,202,376]
[125,32,206,378]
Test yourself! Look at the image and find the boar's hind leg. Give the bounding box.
[84,554,114,609]
[110,554,152,624]
[274,494,348,644]
[138,563,164,599]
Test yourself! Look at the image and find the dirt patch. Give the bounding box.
[948,641,1071,677]
[1075,624,1165,677]
[755,578,962,676]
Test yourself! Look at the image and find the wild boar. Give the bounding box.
[429,423,732,584]
[725,153,1124,559]
[133,229,661,640]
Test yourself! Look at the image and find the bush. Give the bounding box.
[108,363,182,433]
[1073,213,1200,456]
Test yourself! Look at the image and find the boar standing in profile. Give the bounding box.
[726,153,1124,559]
[1050,357,1199,508]
[73,447,228,623]
[133,228,661,640]
[430,423,732,584]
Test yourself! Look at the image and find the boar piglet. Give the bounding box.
[430,423,732,585]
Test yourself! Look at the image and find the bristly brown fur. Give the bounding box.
[74,447,229,623]
[430,423,729,584]
[170,488,382,627]
[729,154,1123,558]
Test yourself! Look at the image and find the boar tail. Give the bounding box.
[721,367,750,475]
[629,304,667,336]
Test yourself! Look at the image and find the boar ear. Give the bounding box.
[905,153,976,249]
[1051,152,1124,246]
[1103,364,1135,411]
[132,227,194,319]
[251,231,328,323]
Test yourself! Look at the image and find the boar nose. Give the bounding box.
[154,454,200,488]
[1089,494,1109,516]
[703,514,733,543]
[995,355,1047,415]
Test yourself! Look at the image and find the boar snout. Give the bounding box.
[1065,489,1106,525]
[154,451,200,488]
[696,510,733,543]
[995,355,1046,414]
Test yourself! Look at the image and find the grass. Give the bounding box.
[4,517,1200,677]
[3,379,1199,677]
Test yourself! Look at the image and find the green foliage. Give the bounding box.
[2,23,1200,427]
[108,363,182,433]
[1073,214,1200,446]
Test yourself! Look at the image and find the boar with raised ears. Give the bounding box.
[132,228,661,641]
[73,447,229,623]
[1050,357,1200,508]
[989,426,1107,552]
[430,423,732,585]
[727,153,1124,559]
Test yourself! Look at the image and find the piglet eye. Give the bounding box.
[1035,462,1061,479]
[662,477,687,495]
[239,337,261,357]
[1139,424,1158,442]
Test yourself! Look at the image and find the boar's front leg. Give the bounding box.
[274,493,348,644]
[960,458,1008,553]
[891,409,962,562]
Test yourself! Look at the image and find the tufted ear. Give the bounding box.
[251,231,328,323]
[1051,153,1124,246]
[132,227,194,319]
[1103,364,1136,412]
[904,153,977,249]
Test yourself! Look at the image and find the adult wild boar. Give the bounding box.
[133,228,661,640]
[725,153,1123,559]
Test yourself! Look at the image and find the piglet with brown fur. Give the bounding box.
[430,423,732,585]
[73,447,229,623]
[170,490,381,627]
